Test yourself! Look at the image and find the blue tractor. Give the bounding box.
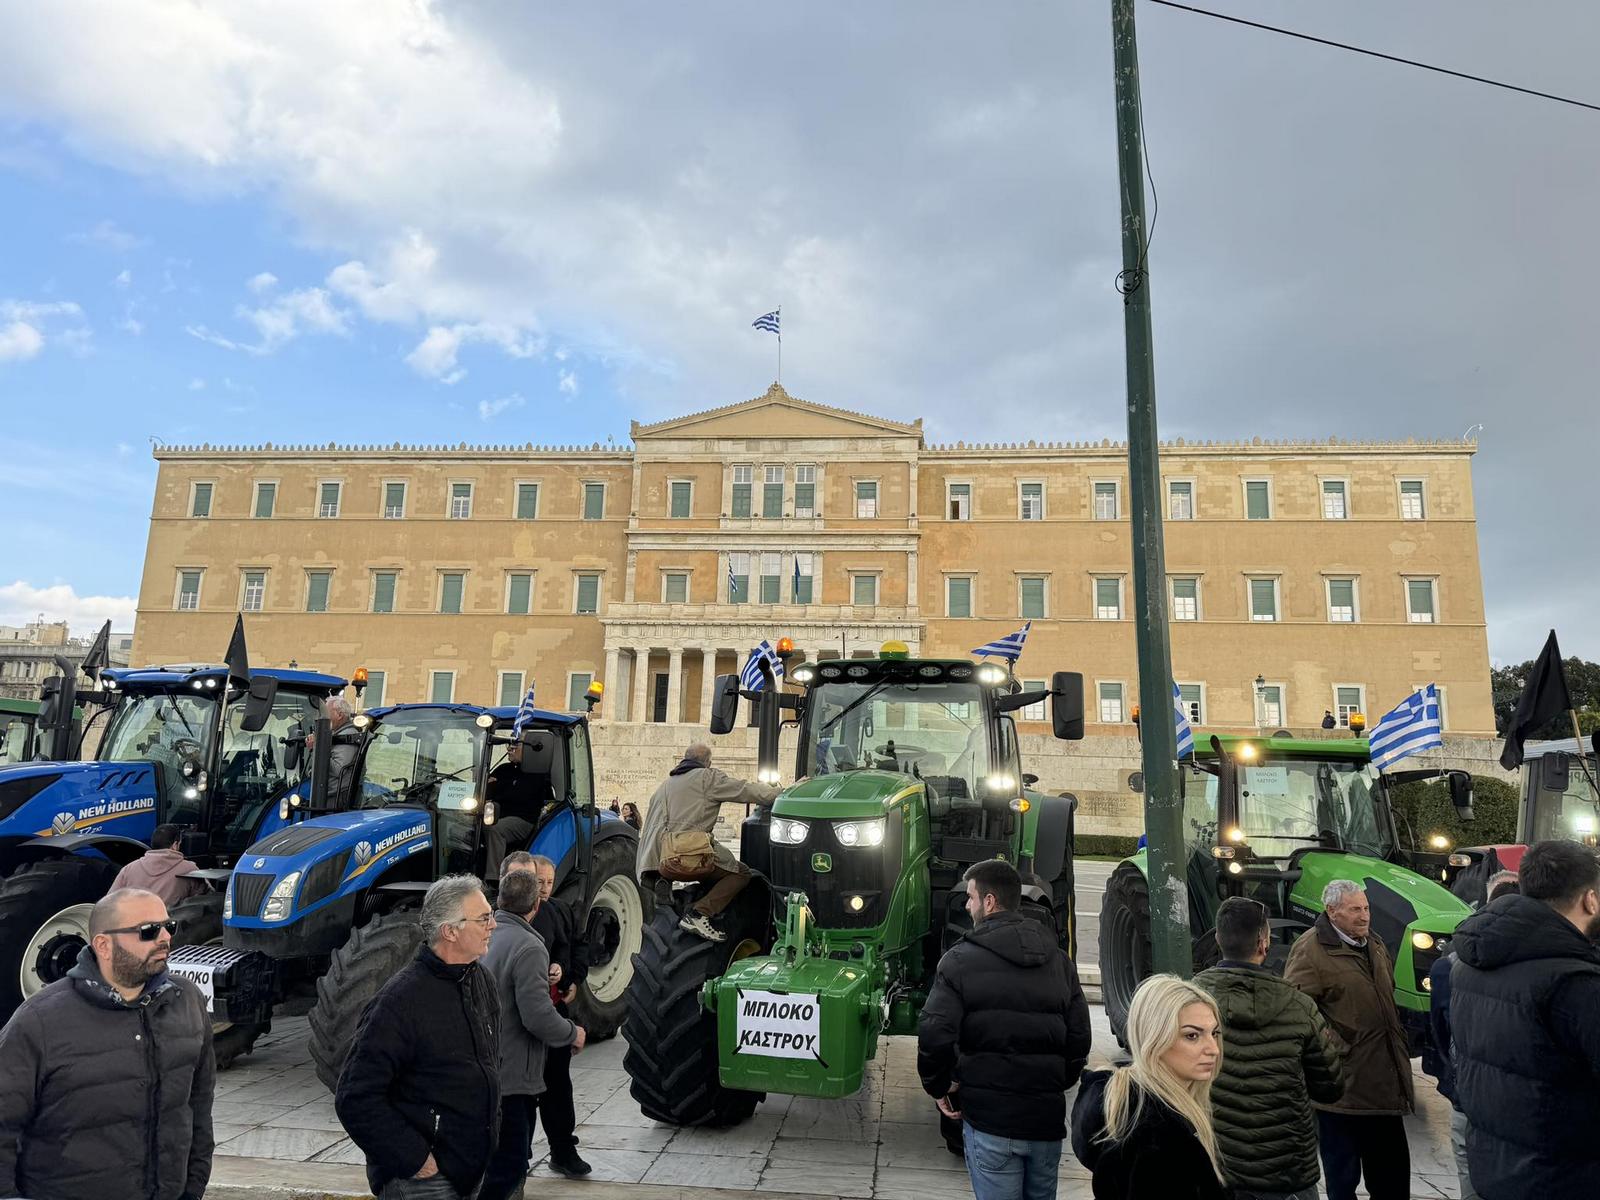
[0,661,347,1025]
[168,699,649,1090]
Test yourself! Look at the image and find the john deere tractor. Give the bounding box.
[622,641,1084,1126]
[1100,733,1476,1056]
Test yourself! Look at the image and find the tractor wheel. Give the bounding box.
[566,836,653,1039]
[308,910,424,1093]
[1100,864,1153,1050]
[0,857,118,1019]
[623,887,767,1127]
[168,893,268,1070]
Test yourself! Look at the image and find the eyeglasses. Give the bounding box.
[102,920,178,942]
[453,913,496,929]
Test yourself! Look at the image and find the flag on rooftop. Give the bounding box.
[752,310,781,335]
[740,640,784,692]
[1368,684,1444,771]
[971,621,1030,664]
[1173,681,1195,760]
[512,680,538,736]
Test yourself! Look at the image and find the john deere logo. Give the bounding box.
[50,812,75,836]
[811,852,832,873]
[353,840,373,866]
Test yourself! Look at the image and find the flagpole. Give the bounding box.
[777,306,782,385]
[1570,709,1600,798]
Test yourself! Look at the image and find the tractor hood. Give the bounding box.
[0,760,159,840]
[775,770,921,820]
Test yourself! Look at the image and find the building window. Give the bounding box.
[449,482,473,520]
[1022,680,1048,721]
[188,482,213,519]
[1326,577,1357,623]
[728,553,750,603]
[1167,479,1193,520]
[1171,576,1199,621]
[1019,576,1046,620]
[856,480,878,519]
[1322,479,1348,520]
[946,576,973,618]
[175,570,203,611]
[763,466,784,518]
[1407,578,1437,623]
[383,482,407,520]
[759,553,782,603]
[947,482,972,521]
[568,673,594,712]
[1248,577,1279,622]
[371,572,397,614]
[669,480,692,519]
[795,465,816,518]
[1177,683,1204,725]
[253,482,276,519]
[515,482,539,520]
[306,571,331,613]
[582,482,605,521]
[1256,683,1285,727]
[1093,481,1119,520]
[1244,479,1272,520]
[318,482,342,518]
[663,572,689,604]
[731,465,753,518]
[1334,685,1366,728]
[793,552,814,603]
[852,574,878,606]
[363,670,386,709]
[575,573,601,615]
[1398,478,1426,520]
[439,572,465,615]
[241,570,266,613]
[430,671,455,704]
[1098,682,1125,724]
[1019,481,1044,521]
[506,572,533,615]
[1094,577,1122,620]
[498,671,525,708]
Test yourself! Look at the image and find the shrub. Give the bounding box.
[1074,833,1142,858]
[1388,774,1519,848]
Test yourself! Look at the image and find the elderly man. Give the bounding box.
[0,887,215,1200]
[636,742,782,941]
[336,875,499,1200]
[1284,879,1413,1200]
[305,696,362,805]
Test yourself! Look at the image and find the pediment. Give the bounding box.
[632,384,922,443]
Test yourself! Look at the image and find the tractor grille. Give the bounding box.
[769,810,904,929]
[231,872,276,919]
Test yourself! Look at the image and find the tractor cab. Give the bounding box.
[0,699,46,765]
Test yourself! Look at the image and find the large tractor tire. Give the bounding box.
[623,887,767,1127]
[0,857,118,1018]
[1100,863,1153,1049]
[566,836,652,1038]
[168,892,268,1070]
[308,911,424,1093]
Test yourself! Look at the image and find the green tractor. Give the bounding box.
[622,641,1084,1126]
[1100,733,1476,1056]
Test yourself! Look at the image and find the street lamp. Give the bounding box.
[1253,674,1266,731]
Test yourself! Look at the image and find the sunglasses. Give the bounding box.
[102,920,178,942]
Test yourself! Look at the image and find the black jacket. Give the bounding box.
[532,893,587,990]
[0,947,214,1200]
[1452,894,1600,1199]
[335,945,501,1197]
[1070,1070,1229,1200]
[916,910,1091,1140]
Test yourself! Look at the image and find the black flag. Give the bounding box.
[225,614,250,688]
[78,620,111,682]
[1500,630,1572,770]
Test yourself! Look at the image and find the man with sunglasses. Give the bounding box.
[0,887,215,1200]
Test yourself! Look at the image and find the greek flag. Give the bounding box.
[740,640,784,692]
[1368,685,1444,770]
[752,310,781,335]
[511,681,538,737]
[728,557,738,601]
[1173,682,1194,759]
[971,621,1030,663]
[792,556,802,601]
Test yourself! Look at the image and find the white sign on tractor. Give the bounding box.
[734,989,822,1060]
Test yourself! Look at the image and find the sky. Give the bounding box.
[0,1,1595,663]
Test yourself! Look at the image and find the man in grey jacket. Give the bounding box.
[478,868,586,1200]
[0,887,215,1200]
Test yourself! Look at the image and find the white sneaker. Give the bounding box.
[679,912,726,942]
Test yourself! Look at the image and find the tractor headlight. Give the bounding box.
[770,817,810,845]
[262,871,301,922]
[1447,852,1471,867]
[223,883,233,920]
[833,818,885,848]
[1412,931,1436,952]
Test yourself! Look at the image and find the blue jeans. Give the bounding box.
[962,1122,1061,1200]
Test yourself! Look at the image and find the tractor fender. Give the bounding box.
[12,831,150,869]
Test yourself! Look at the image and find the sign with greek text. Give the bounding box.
[734,990,822,1060]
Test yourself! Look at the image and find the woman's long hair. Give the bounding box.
[1099,974,1226,1183]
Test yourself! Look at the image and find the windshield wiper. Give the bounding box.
[819,681,892,736]
[160,698,198,740]
[394,765,474,801]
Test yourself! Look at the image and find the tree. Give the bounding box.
[1492,656,1600,738]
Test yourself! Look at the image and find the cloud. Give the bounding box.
[0,322,44,362]
[188,285,349,355]
[247,271,278,294]
[66,219,145,252]
[0,299,87,361]
[477,392,526,421]
[113,268,132,288]
[116,314,143,335]
[0,581,136,636]
[558,368,577,396]
[404,320,541,383]
[188,377,206,390]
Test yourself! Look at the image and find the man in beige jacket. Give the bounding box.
[636,743,782,941]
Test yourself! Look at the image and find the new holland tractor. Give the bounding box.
[0,658,346,1020]
[167,697,649,1087]
[621,641,1085,1126]
[1099,733,1476,1055]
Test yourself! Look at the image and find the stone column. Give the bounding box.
[665,647,684,724]
[699,648,719,722]
[631,647,652,724]
[602,647,622,720]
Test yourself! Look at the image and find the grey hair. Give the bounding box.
[420,874,485,945]
[324,695,354,722]
[1488,869,1518,894]
[529,855,556,874]
[684,742,712,764]
[1321,879,1364,909]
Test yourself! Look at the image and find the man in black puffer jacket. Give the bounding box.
[918,859,1092,1200]
[1452,840,1600,1200]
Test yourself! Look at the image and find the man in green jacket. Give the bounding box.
[1197,897,1344,1200]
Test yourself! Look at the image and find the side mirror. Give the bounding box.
[1050,672,1085,741]
[518,728,558,777]
[1541,753,1571,794]
[1022,772,1039,787]
[239,676,280,733]
[708,674,741,735]
[1448,770,1475,822]
[283,726,304,774]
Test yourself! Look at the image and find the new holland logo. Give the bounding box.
[253,858,266,869]
[353,841,373,867]
[50,812,75,836]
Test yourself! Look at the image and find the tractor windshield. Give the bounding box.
[210,689,326,853]
[0,712,36,763]
[1526,757,1600,846]
[1198,758,1393,861]
[360,711,487,808]
[99,692,217,824]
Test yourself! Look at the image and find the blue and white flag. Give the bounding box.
[792,556,802,601]
[1173,682,1195,759]
[971,621,1030,664]
[728,557,739,601]
[1368,685,1444,770]
[752,310,781,335]
[740,639,784,691]
[511,680,538,737]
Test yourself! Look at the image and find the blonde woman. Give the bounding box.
[1070,975,1229,1199]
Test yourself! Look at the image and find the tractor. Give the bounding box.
[0,697,64,766]
[167,696,649,1086]
[621,640,1084,1126]
[1099,733,1476,1057]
